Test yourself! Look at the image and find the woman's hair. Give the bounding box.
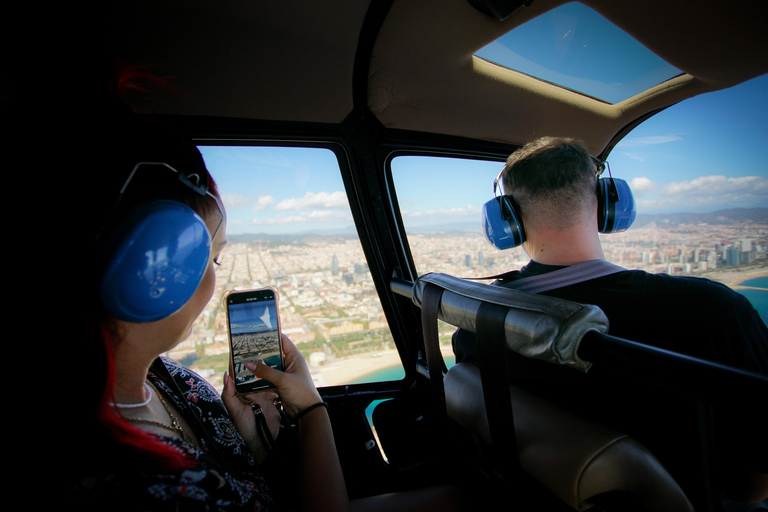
[65,65,220,476]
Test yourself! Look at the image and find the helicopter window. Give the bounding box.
[391,75,768,325]
[171,145,403,390]
[474,2,683,104]
[391,154,522,280]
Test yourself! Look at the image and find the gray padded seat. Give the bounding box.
[444,362,693,511]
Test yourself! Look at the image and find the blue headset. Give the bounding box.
[482,159,636,250]
[97,162,223,323]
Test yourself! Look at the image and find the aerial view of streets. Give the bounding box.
[231,329,282,385]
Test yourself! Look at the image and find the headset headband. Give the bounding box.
[96,161,224,243]
[483,157,635,250]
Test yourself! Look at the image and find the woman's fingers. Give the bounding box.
[244,334,321,417]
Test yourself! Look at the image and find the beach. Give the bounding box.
[183,262,767,393]
[701,264,768,289]
[309,345,455,387]
[308,264,768,386]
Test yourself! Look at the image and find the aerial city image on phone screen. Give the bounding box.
[229,298,282,390]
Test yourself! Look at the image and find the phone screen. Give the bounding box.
[226,287,283,393]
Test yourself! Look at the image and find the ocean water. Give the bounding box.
[738,293,768,324]
[353,277,768,384]
[350,356,455,384]
[740,276,768,289]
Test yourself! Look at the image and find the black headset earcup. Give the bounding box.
[597,179,610,231]
[597,177,636,233]
[482,195,525,249]
[502,195,526,247]
[98,200,212,323]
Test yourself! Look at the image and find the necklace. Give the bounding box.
[111,382,153,409]
[125,382,193,444]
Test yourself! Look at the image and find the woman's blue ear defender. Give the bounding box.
[482,163,636,250]
[97,162,214,323]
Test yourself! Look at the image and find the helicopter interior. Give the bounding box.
[11,1,768,511]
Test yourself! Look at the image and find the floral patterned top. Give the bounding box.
[68,357,278,511]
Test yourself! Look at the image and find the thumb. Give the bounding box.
[220,371,245,413]
[246,361,281,385]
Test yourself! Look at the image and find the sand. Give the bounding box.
[189,263,768,393]
[716,267,768,289]
[309,265,768,386]
[309,345,455,387]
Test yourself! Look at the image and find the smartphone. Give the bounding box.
[225,287,284,393]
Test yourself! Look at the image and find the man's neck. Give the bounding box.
[523,226,604,266]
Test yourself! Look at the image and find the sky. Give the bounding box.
[474,1,682,104]
[610,74,768,214]
[229,302,277,334]
[199,145,353,235]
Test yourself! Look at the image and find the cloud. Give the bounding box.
[621,152,647,162]
[252,195,276,212]
[275,191,349,211]
[628,177,657,196]
[658,175,768,197]
[222,193,253,209]
[616,135,683,148]
[401,204,479,219]
[221,193,275,212]
[636,175,768,211]
[614,135,683,163]
[250,209,352,225]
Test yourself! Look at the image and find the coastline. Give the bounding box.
[309,345,455,388]
[704,265,768,289]
[186,263,767,393]
[308,266,768,386]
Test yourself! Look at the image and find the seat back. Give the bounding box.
[411,272,695,511]
[445,362,693,511]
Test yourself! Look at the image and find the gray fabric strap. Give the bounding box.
[506,259,626,294]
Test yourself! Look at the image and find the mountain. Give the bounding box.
[632,208,768,228]
[228,208,768,240]
[228,230,358,245]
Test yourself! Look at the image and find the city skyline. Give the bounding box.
[179,221,767,361]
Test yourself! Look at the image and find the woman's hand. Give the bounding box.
[253,335,350,511]
[221,370,281,463]
[247,334,322,419]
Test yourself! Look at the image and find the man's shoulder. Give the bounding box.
[555,268,757,324]
[590,270,763,338]
[607,268,736,294]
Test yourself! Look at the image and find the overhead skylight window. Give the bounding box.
[474,2,683,104]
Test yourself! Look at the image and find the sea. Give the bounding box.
[352,277,768,384]
[737,276,768,325]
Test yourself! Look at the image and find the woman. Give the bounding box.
[62,93,350,511]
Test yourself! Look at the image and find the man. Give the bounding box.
[453,136,768,505]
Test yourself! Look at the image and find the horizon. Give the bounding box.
[222,206,768,241]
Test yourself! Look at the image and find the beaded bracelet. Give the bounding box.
[294,401,328,422]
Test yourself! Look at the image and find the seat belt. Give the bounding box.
[475,300,521,477]
[421,283,447,417]
[479,258,626,293]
